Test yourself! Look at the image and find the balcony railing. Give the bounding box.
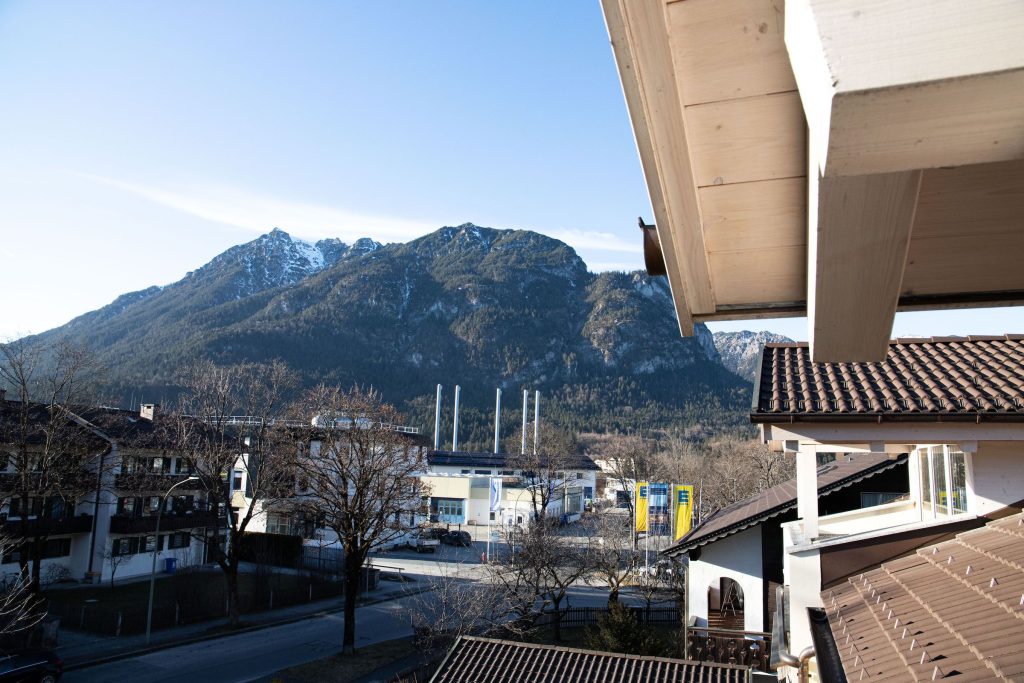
[686,623,771,672]
[0,513,94,536]
[114,473,206,492]
[108,511,220,534]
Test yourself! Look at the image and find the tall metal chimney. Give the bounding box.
[521,390,528,455]
[493,388,502,454]
[533,390,540,455]
[433,384,442,451]
[452,385,461,452]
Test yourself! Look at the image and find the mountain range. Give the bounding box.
[30,224,790,447]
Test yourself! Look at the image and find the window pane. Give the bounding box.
[920,449,932,508]
[950,449,968,513]
[931,446,947,516]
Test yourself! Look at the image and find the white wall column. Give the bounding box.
[793,443,818,540]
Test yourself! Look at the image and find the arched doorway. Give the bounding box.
[707,577,745,630]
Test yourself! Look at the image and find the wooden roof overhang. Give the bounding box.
[602,0,1024,362]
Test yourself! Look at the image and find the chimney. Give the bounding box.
[452,385,461,452]
[533,390,540,455]
[140,403,156,421]
[493,388,502,454]
[433,384,442,451]
[521,390,528,455]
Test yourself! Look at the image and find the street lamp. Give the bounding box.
[145,476,200,644]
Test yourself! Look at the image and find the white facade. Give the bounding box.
[424,460,598,529]
[763,422,1024,679]
[686,525,764,633]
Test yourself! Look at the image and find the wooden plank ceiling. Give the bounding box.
[602,0,1024,362]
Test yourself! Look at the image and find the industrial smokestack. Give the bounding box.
[533,390,540,455]
[521,390,528,455]
[433,384,442,451]
[452,385,461,452]
[493,388,502,454]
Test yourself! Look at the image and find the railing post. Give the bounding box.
[116,611,122,637]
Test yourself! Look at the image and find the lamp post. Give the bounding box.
[145,476,199,644]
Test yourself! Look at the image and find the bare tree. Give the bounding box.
[581,508,637,607]
[0,337,102,591]
[292,385,429,655]
[505,423,578,524]
[0,531,48,642]
[590,434,658,519]
[407,564,505,650]
[169,359,298,628]
[654,435,793,523]
[102,545,126,590]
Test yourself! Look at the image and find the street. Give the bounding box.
[64,584,623,683]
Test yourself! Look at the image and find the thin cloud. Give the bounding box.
[545,228,643,255]
[74,173,437,244]
[74,173,644,262]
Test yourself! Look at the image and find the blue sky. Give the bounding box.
[0,1,1020,341]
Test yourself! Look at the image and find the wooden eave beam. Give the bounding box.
[808,168,923,363]
[786,0,1024,178]
[602,0,716,333]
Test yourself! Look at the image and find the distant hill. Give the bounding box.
[713,331,794,381]
[30,224,757,446]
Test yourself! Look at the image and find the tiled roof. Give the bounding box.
[823,511,1024,682]
[429,636,750,683]
[665,452,905,555]
[428,450,600,471]
[752,335,1024,422]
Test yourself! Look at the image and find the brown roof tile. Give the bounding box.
[429,637,750,683]
[666,452,905,555]
[823,511,1024,681]
[753,336,1024,422]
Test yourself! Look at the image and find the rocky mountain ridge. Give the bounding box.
[32,223,756,444]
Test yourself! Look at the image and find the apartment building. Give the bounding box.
[0,401,225,585]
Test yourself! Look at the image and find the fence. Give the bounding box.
[301,545,345,576]
[45,569,344,637]
[535,606,681,628]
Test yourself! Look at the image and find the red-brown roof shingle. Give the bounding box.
[823,511,1024,681]
[430,637,750,683]
[753,335,1024,422]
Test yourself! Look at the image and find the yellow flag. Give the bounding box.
[635,482,649,532]
[673,485,694,541]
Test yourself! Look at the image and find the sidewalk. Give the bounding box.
[58,577,422,670]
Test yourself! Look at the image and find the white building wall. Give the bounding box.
[969,441,1024,515]
[686,526,764,632]
[781,520,823,658]
[100,535,206,582]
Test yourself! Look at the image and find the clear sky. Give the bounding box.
[1,1,1020,342]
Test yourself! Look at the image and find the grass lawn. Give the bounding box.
[269,637,422,683]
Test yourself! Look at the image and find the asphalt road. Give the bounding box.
[64,586,623,683]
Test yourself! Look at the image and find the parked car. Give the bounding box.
[0,649,62,682]
[442,530,472,547]
[423,527,447,541]
[411,531,440,553]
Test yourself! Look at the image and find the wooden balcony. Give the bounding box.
[108,511,220,534]
[1,513,94,537]
[114,473,206,493]
[685,622,771,672]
